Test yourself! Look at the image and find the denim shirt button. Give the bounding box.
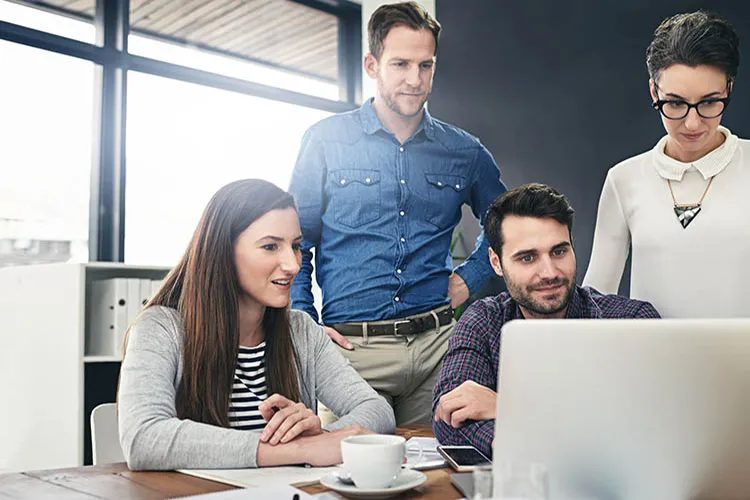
[400,179,406,184]
[437,181,442,186]
[396,269,402,274]
[400,237,406,242]
[394,296,400,302]
[340,179,346,185]
[399,211,405,216]
[456,184,461,189]
[399,147,404,152]
[365,177,371,183]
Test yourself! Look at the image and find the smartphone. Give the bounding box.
[437,445,492,472]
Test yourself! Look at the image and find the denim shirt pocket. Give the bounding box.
[327,168,382,228]
[424,173,467,229]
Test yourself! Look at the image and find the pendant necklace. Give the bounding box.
[667,176,714,229]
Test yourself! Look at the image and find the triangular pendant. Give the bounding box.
[674,205,701,228]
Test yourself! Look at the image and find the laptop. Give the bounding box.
[450,472,474,498]
[491,318,750,500]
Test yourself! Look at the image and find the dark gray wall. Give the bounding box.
[432,0,749,295]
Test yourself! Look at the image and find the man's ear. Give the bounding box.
[489,247,503,277]
[364,53,379,80]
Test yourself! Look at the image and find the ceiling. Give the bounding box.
[27,0,343,81]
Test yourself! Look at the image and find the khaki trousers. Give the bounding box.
[319,319,454,426]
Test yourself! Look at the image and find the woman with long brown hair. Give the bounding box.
[117,179,394,470]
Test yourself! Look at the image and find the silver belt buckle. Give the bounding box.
[393,319,411,336]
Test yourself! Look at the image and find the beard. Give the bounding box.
[377,76,428,118]
[506,274,576,317]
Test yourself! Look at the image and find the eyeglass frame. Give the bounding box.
[651,81,733,120]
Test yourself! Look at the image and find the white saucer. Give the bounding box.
[319,469,427,499]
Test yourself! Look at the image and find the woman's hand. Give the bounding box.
[301,425,373,467]
[258,394,323,445]
[256,424,373,467]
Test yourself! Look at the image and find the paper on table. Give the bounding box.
[178,465,342,489]
[176,484,313,499]
[405,436,446,469]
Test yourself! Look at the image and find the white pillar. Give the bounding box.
[360,0,437,101]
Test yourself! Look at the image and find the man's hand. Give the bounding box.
[259,394,323,445]
[435,380,497,428]
[448,273,470,308]
[324,326,354,350]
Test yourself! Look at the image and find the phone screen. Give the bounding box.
[442,447,491,466]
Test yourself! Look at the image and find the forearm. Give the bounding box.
[455,231,493,294]
[325,394,395,435]
[312,320,396,434]
[256,438,306,467]
[121,416,260,470]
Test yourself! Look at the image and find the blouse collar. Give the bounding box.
[652,126,738,181]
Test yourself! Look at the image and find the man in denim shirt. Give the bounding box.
[289,2,506,425]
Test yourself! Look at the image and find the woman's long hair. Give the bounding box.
[146,179,300,427]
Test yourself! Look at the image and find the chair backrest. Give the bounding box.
[90,403,125,465]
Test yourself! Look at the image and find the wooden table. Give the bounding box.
[0,426,462,499]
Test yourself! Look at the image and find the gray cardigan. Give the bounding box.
[118,306,395,470]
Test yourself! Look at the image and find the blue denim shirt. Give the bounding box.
[288,99,506,324]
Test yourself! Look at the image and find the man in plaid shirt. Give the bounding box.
[432,184,660,457]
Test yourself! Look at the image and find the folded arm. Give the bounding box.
[305,315,396,434]
[118,307,262,470]
[432,302,498,457]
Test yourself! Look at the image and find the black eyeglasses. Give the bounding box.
[652,83,732,120]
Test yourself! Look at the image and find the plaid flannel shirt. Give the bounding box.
[431,285,660,457]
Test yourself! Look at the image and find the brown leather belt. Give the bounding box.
[330,306,454,337]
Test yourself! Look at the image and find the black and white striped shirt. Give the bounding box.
[229,343,267,431]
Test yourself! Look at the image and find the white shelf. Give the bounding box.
[0,262,170,471]
[84,355,123,363]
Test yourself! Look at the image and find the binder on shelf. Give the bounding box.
[139,279,153,308]
[88,278,129,358]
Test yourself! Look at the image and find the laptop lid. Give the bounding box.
[493,319,750,500]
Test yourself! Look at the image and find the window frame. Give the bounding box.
[0,0,360,261]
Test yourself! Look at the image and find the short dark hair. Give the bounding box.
[368,2,441,60]
[485,183,575,257]
[646,11,740,82]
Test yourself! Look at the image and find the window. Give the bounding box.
[0,40,94,267]
[127,0,340,99]
[124,71,331,266]
[1,0,95,43]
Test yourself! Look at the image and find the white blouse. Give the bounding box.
[584,126,750,318]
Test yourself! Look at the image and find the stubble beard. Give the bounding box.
[378,76,427,119]
[508,275,576,317]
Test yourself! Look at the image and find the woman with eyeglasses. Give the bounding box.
[584,11,749,318]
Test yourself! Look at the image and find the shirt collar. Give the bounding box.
[652,126,739,181]
[359,98,436,141]
[564,286,603,319]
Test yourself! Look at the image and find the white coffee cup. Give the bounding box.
[341,434,405,489]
